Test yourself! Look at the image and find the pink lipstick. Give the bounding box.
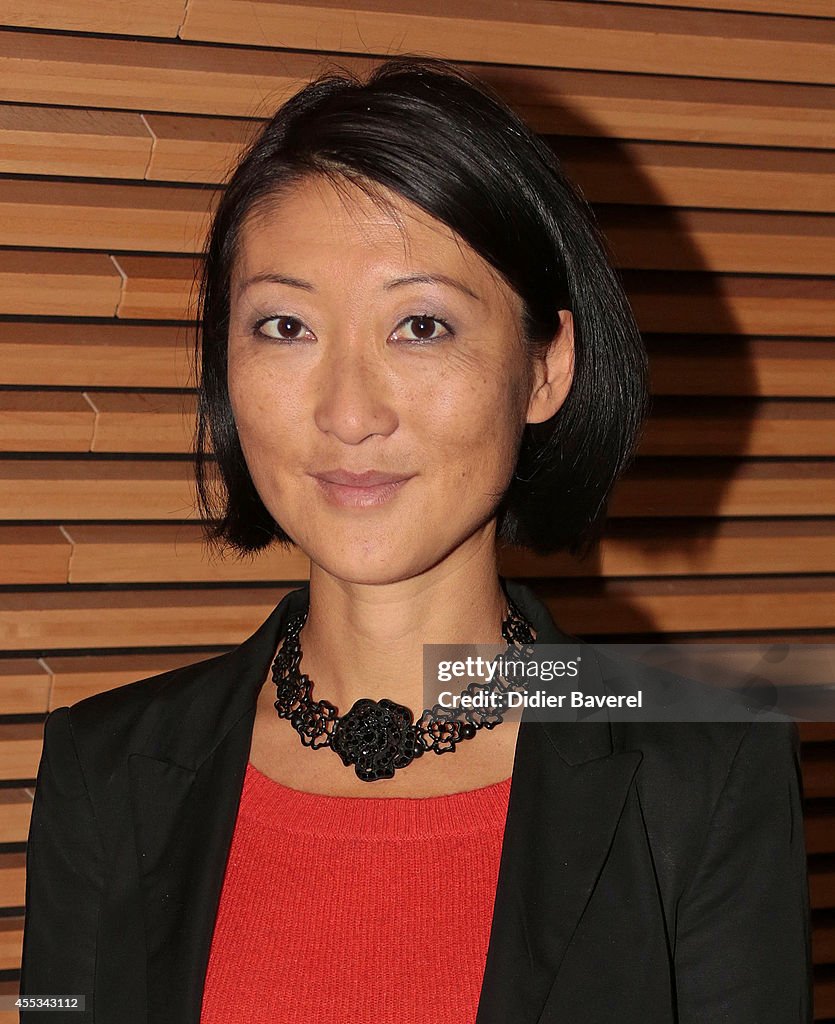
[311,469,414,508]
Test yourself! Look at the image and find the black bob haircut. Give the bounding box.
[195,55,649,559]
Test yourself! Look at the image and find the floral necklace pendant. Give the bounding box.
[272,597,536,782]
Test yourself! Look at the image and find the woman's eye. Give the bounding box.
[392,315,452,344]
[255,316,312,342]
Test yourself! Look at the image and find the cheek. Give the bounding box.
[227,353,300,463]
[422,371,525,482]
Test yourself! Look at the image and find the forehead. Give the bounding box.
[232,174,514,304]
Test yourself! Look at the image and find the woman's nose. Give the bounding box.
[312,342,399,445]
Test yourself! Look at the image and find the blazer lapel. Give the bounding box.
[127,579,641,1024]
[127,583,310,1024]
[473,580,644,1024]
[474,719,642,1024]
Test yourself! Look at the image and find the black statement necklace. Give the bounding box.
[271,597,537,782]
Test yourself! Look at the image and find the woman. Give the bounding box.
[20,56,811,1023]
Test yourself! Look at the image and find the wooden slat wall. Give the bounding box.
[0,0,832,1013]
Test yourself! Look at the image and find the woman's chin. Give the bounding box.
[297,512,495,587]
[304,539,438,587]
[314,555,420,587]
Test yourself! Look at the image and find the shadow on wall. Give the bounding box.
[483,69,754,640]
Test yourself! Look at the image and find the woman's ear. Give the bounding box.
[526,310,575,424]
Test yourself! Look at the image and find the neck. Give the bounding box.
[296,527,514,713]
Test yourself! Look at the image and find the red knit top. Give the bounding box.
[199,760,512,1024]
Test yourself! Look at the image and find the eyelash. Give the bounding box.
[251,315,311,343]
[251,313,455,345]
[394,313,455,344]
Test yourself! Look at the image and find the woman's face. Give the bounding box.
[227,174,570,584]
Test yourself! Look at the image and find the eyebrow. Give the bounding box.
[236,271,481,303]
[236,273,313,299]
[383,274,481,303]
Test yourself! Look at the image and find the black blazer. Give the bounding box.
[20,579,812,1023]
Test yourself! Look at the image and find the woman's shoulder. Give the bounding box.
[53,649,235,769]
[73,650,226,714]
[611,716,800,895]
[616,716,799,796]
[575,637,800,787]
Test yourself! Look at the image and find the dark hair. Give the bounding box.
[195,55,649,559]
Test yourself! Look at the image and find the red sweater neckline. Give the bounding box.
[240,760,513,840]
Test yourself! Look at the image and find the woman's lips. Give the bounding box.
[311,473,413,508]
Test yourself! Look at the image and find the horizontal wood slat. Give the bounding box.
[0,918,23,974]
[625,273,835,338]
[60,523,311,583]
[2,33,832,148]
[593,0,833,15]
[3,0,186,36]
[600,208,835,276]
[557,140,835,216]
[814,920,835,966]
[809,860,835,914]
[0,460,197,520]
[803,751,835,801]
[0,854,24,912]
[804,808,835,857]
[0,651,221,714]
[0,392,194,454]
[507,519,835,579]
[143,112,254,183]
[6,2,832,84]
[0,793,36,844]
[641,399,835,457]
[177,1,835,85]
[0,250,121,317]
[610,460,835,518]
[110,254,198,320]
[0,180,214,253]
[540,577,835,634]
[0,104,153,179]
[0,322,195,389]
[799,726,835,745]
[0,391,94,452]
[646,339,835,398]
[2,588,293,651]
[0,659,51,715]
[760,804,834,853]
[0,724,46,781]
